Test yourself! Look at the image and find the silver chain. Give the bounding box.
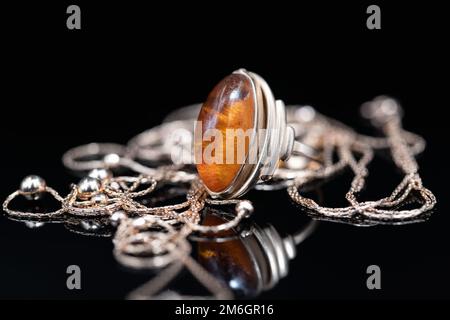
[286,97,436,220]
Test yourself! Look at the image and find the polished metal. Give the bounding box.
[91,193,108,205]
[77,177,102,200]
[88,168,113,182]
[20,175,46,200]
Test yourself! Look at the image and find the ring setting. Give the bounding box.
[195,69,311,199]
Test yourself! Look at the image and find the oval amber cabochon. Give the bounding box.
[196,73,256,193]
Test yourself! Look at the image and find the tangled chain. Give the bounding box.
[2,97,437,298]
[4,144,252,300]
[285,97,436,220]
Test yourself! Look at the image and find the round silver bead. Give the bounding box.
[20,175,46,200]
[91,193,108,205]
[236,200,254,217]
[88,168,113,182]
[77,177,102,200]
[103,153,120,168]
[110,210,127,226]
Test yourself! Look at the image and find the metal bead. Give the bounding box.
[88,168,112,182]
[104,153,120,168]
[20,175,46,200]
[77,177,101,200]
[236,200,254,217]
[110,210,127,226]
[91,193,108,205]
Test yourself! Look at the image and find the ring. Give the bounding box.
[195,69,318,199]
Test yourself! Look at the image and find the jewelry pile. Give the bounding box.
[2,70,437,298]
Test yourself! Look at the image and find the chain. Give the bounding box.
[287,97,436,220]
[2,97,436,298]
[3,163,251,299]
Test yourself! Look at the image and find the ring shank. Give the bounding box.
[291,140,320,162]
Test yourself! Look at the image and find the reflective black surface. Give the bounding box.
[0,2,448,299]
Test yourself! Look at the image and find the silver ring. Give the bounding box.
[195,69,319,199]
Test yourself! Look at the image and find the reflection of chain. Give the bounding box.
[286,97,436,220]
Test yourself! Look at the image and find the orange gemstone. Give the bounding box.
[196,74,255,193]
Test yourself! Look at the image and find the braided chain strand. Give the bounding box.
[287,99,436,220]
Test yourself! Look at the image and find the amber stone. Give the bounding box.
[196,74,255,193]
[197,212,259,297]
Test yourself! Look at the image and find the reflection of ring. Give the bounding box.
[195,69,318,199]
[195,207,318,296]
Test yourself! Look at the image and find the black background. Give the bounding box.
[0,1,448,299]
